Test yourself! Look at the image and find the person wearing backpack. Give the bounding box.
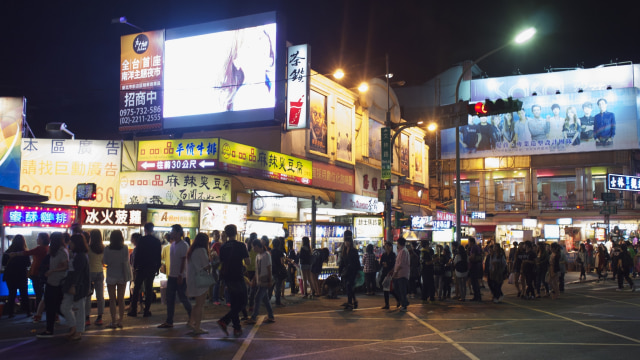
[454,245,469,301]
[616,243,635,291]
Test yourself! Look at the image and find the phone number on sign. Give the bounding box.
[20,184,115,203]
[119,114,162,125]
[119,106,162,116]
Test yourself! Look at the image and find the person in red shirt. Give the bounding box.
[13,233,49,322]
[585,239,594,273]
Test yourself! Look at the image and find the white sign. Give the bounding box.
[119,171,231,206]
[522,218,538,228]
[246,220,285,239]
[200,201,247,232]
[339,192,384,213]
[544,224,560,239]
[252,195,297,218]
[556,218,573,225]
[286,44,309,130]
[20,139,122,207]
[354,217,384,239]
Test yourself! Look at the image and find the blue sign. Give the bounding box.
[433,220,452,230]
[607,173,640,191]
[2,205,75,227]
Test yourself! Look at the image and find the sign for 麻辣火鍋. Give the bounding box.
[20,139,122,207]
[137,138,218,171]
[118,171,231,207]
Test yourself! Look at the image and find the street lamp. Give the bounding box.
[453,27,535,243]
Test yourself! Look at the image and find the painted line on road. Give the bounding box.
[579,294,640,308]
[0,338,36,354]
[278,306,383,317]
[232,315,264,360]
[407,311,480,360]
[504,301,640,344]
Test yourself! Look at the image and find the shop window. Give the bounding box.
[537,176,577,210]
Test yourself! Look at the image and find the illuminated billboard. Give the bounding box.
[162,12,282,130]
[0,97,24,189]
[200,201,247,232]
[441,87,639,159]
[137,138,218,171]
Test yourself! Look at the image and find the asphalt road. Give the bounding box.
[1,272,639,360]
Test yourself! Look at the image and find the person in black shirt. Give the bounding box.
[217,224,250,337]
[128,222,161,318]
[270,238,287,306]
[461,117,480,153]
[339,230,361,311]
[379,241,396,309]
[420,240,435,303]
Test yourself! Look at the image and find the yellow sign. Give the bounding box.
[218,139,312,185]
[137,138,219,170]
[147,208,199,228]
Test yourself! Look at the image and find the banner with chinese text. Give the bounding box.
[20,139,122,207]
[218,139,312,185]
[119,30,164,132]
[81,207,144,227]
[118,171,231,206]
[137,138,218,171]
[286,44,309,130]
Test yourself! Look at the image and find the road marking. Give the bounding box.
[232,315,263,360]
[407,311,480,360]
[505,301,640,344]
[579,294,640,307]
[0,338,36,354]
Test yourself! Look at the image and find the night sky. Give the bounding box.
[2,0,638,140]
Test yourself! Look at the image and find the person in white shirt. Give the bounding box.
[244,239,275,324]
[158,224,192,328]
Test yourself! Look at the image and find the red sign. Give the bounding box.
[80,207,144,226]
[436,210,469,226]
[312,161,355,193]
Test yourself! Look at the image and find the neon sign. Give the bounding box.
[3,205,75,228]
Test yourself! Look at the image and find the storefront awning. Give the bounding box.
[234,176,334,203]
[399,203,432,216]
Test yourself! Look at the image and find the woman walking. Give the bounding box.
[454,245,469,301]
[379,242,396,309]
[577,243,587,282]
[549,243,561,300]
[103,230,132,329]
[60,234,91,341]
[339,230,360,311]
[299,237,312,297]
[186,233,211,335]
[85,229,105,326]
[36,233,69,338]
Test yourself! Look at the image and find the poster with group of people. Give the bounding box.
[441,87,639,159]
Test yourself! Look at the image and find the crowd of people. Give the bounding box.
[2,222,639,341]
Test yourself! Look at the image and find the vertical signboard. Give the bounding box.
[0,97,24,188]
[381,127,391,179]
[286,44,309,130]
[119,30,165,132]
[20,139,122,207]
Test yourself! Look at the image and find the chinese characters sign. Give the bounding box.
[436,211,469,226]
[432,220,452,230]
[81,207,144,227]
[338,192,384,213]
[286,44,309,130]
[353,217,384,239]
[218,139,312,185]
[137,138,218,171]
[3,206,75,228]
[20,139,122,207]
[200,201,247,232]
[147,208,198,228]
[607,173,640,191]
[118,171,231,207]
[120,30,165,132]
[312,161,354,193]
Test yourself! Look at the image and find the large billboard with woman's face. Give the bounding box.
[161,12,282,130]
[441,88,639,159]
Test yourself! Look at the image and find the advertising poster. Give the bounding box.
[137,138,218,171]
[119,171,231,206]
[252,191,297,218]
[200,201,247,232]
[148,208,199,228]
[163,22,277,118]
[368,119,383,160]
[336,102,353,162]
[119,30,165,132]
[353,217,384,239]
[413,138,424,184]
[312,161,355,193]
[400,133,409,176]
[286,44,309,130]
[20,139,122,207]
[218,138,312,185]
[0,97,23,188]
[309,90,327,154]
[441,88,639,159]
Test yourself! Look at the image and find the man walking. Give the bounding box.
[217,224,250,337]
[128,223,161,318]
[468,237,483,301]
[158,224,192,328]
[392,237,410,312]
